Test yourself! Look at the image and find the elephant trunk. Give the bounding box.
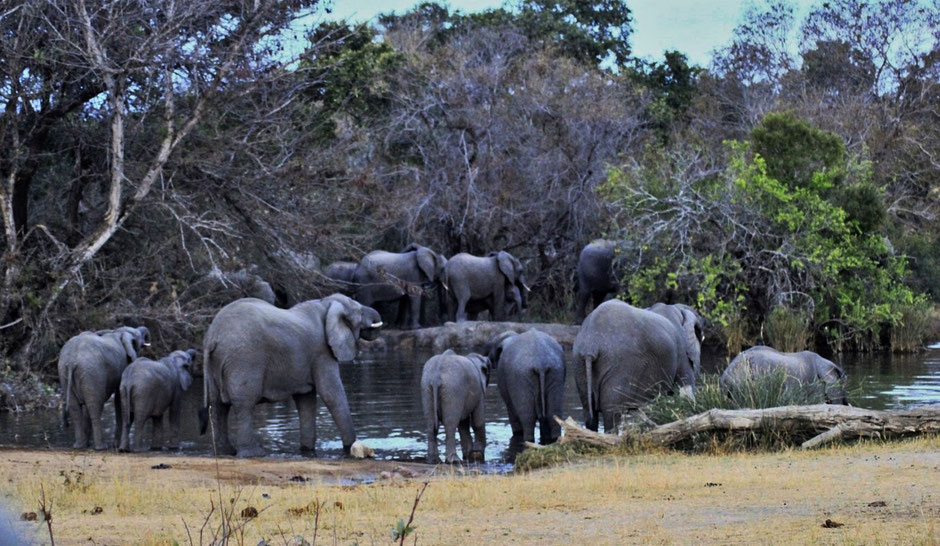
[62,365,74,428]
[536,368,547,420]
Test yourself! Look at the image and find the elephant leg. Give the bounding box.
[470,404,486,459]
[457,417,472,461]
[87,400,108,450]
[443,418,460,464]
[130,411,146,452]
[406,293,422,329]
[426,418,440,464]
[602,410,617,435]
[112,392,123,449]
[232,402,265,457]
[394,296,409,329]
[592,291,607,310]
[293,391,318,455]
[118,415,130,453]
[167,402,182,450]
[151,415,164,451]
[455,295,469,323]
[72,398,89,449]
[210,401,236,456]
[315,363,356,451]
[575,289,590,322]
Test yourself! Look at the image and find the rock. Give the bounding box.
[349,441,374,459]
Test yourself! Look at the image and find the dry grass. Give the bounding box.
[0,437,937,545]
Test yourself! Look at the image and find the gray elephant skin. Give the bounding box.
[575,240,619,323]
[58,326,151,450]
[118,349,197,452]
[721,346,848,405]
[353,243,447,329]
[323,261,359,295]
[444,251,529,322]
[487,329,565,446]
[571,301,703,432]
[421,350,491,463]
[200,294,382,457]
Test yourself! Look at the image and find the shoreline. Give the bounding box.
[0,437,937,544]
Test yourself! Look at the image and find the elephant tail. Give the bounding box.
[536,368,547,420]
[198,341,213,435]
[62,365,74,428]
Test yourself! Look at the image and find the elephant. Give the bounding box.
[352,243,447,329]
[575,240,620,323]
[322,261,359,295]
[720,346,848,405]
[118,349,197,452]
[486,329,565,448]
[571,301,703,432]
[421,350,491,463]
[58,326,151,450]
[444,251,529,323]
[227,268,276,305]
[199,293,382,457]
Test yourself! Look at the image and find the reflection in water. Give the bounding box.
[1,346,937,464]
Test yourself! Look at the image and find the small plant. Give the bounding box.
[390,481,429,545]
[514,441,616,472]
[889,301,931,352]
[764,306,812,352]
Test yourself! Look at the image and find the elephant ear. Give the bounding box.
[326,300,358,362]
[119,332,138,363]
[679,307,702,372]
[485,331,517,370]
[415,247,436,282]
[496,252,516,282]
[467,353,491,389]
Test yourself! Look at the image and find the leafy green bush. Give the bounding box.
[764,306,811,352]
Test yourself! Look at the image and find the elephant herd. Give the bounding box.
[323,243,529,328]
[55,239,847,462]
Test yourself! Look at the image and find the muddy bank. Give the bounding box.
[360,320,580,354]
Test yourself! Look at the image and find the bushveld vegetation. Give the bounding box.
[1,0,938,405]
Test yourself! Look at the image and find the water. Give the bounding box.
[1,346,937,464]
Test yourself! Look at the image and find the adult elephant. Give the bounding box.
[322,261,359,296]
[352,243,447,329]
[571,301,703,432]
[486,329,565,447]
[575,240,619,323]
[444,251,529,322]
[721,346,848,405]
[199,294,382,457]
[58,326,151,450]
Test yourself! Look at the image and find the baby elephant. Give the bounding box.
[119,349,197,452]
[487,329,565,446]
[421,350,491,464]
[721,346,847,405]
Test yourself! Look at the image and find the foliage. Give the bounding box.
[764,306,812,352]
[513,441,617,472]
[600,112,926,351]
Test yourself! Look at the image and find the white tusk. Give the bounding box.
[143,342,152,347]
[522,283,531,292]
[370,321,383,328]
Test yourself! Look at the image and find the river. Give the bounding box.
[1,346,937,464]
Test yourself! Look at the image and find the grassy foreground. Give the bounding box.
[0,437,937,545]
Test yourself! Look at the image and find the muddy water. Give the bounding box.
[1,346,937,465]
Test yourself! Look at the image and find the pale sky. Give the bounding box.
[320,0,766,67]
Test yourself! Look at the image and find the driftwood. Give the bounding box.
[554,404,940,450]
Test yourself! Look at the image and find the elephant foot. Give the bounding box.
[118,444,130,453]
[426,455,441,464]
[236,445,266,458]
[300,445,317,457]
[93,443,109,451]
[72,441,88,449]
[444,453,461,464]
[218,444,237,456]
[467,450,485,463]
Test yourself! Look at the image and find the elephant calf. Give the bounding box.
[721,346,848,405]
[487,329,565,447]
[421,350,491,463]
[119,349,197,452]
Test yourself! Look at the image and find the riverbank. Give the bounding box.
[0,437,936,544]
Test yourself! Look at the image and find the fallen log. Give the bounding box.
[553,404,940,450]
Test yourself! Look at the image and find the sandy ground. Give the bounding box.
[0,437,937,545]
